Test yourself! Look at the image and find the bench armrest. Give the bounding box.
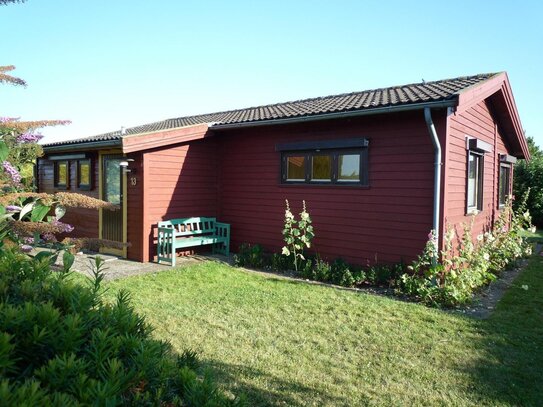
[215,222,230,239]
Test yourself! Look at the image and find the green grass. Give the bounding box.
[101,255,543,406]
[521,228,543,244]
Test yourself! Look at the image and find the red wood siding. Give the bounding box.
[142,139,218,262]
[37,155,100,239]
[217,111,442,265]
[444,100,513,241]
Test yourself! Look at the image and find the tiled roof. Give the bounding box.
[43,73,497,147]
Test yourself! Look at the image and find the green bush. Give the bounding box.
[270,252,290,272]
[364,267,376,285]
[298,257,314,278]
[329,258,355,287]
[0,249,243,406]
[234,243,266,269]
[310,257,332,282]
[351,267,367,286]
[370,264,404,286]
[513,137,543,227]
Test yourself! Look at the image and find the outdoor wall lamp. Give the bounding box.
[119,158,135,174]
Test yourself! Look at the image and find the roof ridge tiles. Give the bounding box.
[43,73,498,147]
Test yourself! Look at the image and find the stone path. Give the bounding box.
[34,247,228,281]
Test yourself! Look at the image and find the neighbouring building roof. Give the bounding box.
[44,73,498,148]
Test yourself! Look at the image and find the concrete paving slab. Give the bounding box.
[32,247,231,281]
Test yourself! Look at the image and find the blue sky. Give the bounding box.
[2,0,543,147]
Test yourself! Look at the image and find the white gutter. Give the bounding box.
[423,107,442,264]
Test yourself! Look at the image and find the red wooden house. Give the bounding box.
[38,72,529,265]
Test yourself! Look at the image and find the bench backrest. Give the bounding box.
[158,217,217,236]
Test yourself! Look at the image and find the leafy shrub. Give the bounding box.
[351,267,367,286]
[0,248,243,406]
[310,256,332,282]
[370,263,404,286]
[270,252,291,272]
[513,137,543,227]
[329,258,355,287]
[299,257,314,278]
[234,243,266,268]
[364,266,376,285]
[300,256,332,282]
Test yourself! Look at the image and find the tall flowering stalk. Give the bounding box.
[281,200,314,271]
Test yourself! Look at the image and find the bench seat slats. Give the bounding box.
[174,236,227,247]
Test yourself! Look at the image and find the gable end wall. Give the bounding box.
[444,99,513,239]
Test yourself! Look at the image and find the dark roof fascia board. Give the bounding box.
[42,139,122,153]
[47,153,87,160]
[457,72,529,160]
[210,99,458,130]
[276,138,369,152]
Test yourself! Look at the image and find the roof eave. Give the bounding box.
[456,72,529,160]
[121,123,211,153]
[42,138,122,153]
[209,99,458,130]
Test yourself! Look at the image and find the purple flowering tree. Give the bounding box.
[0,117,68,191]
[0,66,78,255]
[0,65,123,265]
[0,66,69,191]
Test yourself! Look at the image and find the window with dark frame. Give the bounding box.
[54,160,69,189]
[467,151,483,212]
[278,138,369,186]
[498,164,511,207]
[466,137,492,214]
[77,159,92,190]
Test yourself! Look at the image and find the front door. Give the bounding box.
[100,154,126,256]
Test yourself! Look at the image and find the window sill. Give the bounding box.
[279,183,370,189]
[466,208,481,216]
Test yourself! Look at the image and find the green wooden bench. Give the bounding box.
[157,217,230,266]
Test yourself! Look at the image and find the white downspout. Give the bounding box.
[424,108,442,264]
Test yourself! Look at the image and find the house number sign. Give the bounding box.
[130,177,137,186]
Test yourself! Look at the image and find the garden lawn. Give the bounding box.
[103,255,543,406]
